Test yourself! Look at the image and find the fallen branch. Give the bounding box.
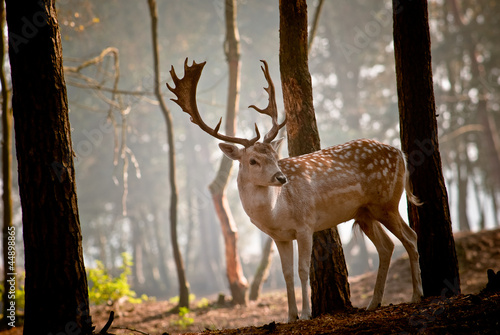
[99,311,115,334]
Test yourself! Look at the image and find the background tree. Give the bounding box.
[147,0,189,309]
[393,0,461,298]
[207,0,248,305]
[5,0,92,333]
[279,0,351,317]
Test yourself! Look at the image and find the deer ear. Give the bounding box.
[271,137,285,152]
[219,143,243,161]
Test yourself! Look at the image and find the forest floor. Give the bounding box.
[2,228,500,335]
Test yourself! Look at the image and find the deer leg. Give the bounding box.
[380,212,423,303]
[296,232,313,320]
[275,240,299,322]
[387,212,424,302]
[357,216,394,310]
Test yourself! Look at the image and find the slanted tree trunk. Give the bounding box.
[208,0,248,305]
[5,0,92,333]
[0,0,14,327]
[147,0,190,309]
[279,0,351,318]
[249,236,274,301]
[393,0,460,298]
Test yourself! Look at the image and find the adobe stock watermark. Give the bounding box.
[400,277,460,334]
[45,303,93,335]
[52,116,114,182]
[9,1,49,54]
[5,226,17,328]
[405,136,435,175]
[335,7,392,63]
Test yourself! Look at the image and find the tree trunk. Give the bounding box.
[279,0,351,317]
[208,0,248,305]
[5,0,92,333]
[147,0,189,308]
[0,0,14,327]
[249,236,274,301]
[393,0,460,298]
[456,146,471,232]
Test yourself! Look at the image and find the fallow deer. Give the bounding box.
[168,58,423,322]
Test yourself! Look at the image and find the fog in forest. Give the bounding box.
[5,0,500,301]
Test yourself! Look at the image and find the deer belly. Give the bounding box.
[314,190,363,231]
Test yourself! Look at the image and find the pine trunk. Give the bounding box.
[5,1,92,333]
[279,0,351,317]
[393,0,460,298]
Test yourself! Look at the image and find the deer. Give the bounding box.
[168,58,424,322]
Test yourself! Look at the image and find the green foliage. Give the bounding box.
[87,252,146,305]
[169,293,196,305]
[171,306,194,329]
[196,297,210,309]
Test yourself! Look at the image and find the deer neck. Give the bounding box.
[236,174,281,225]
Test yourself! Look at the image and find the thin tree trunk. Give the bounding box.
[393,0,460,298]
[147,0,189,309]
[249,236,274,301]
[456,146,471,232]
[0,0,14,326]
[279,0,351,317]
[208,0,248,305]
[5,0,92,333]
[153,206,171,294]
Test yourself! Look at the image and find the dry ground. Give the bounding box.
[2,228,500,334]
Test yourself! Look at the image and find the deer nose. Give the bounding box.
[274,172,287,185]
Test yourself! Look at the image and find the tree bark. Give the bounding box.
[147,0,190,309]
[5,0,92,333]
[393,0,460,298]
[0,0,14,326]
[279,0,351,317]
[208,0,248,305]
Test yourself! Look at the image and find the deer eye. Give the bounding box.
[249,158,258,166]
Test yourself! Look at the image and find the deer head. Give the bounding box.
[168,58,287,186]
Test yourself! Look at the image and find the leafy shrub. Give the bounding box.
[87,252,147,305]
[171,307,194,329]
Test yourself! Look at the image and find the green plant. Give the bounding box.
[87,252,146,305]
[171,306,194,329]
[196,297,210,309]
[169,293,196,305]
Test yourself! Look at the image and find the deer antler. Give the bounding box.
[167,58,260,148]
[248,60,287,143]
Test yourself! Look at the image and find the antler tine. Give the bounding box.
[248,60,287,143]
[168,58,260,147]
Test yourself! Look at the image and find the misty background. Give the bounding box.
[4,0,500,301]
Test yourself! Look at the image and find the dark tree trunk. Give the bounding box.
[147,0,190,309]
[208,0,248,305]
[393,0,460,298]
[279,0,351,317]
[5,0,92,333]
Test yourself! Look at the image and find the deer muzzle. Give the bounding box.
[273,172,287,185]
